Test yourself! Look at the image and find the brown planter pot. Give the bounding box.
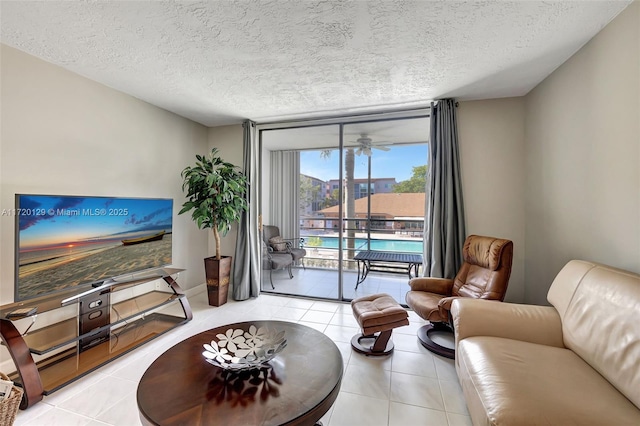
[204,256,232,307]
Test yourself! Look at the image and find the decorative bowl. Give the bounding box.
[202,324,287,371]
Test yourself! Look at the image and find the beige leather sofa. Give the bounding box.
[451,260,640,425]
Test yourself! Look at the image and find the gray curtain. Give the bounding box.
[269,151,300,241]
[233,120,261,300]
[423,99,466,278]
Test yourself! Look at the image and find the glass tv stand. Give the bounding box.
[0,268,192,409]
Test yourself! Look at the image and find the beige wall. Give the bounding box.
[523,2,640,305]
[4,1,635,310]
[457,98,526,302]
[0,44,210,305]
[209,105,529,303]
[179,1,640,308]
[207,124,244,263]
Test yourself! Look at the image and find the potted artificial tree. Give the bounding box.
[179,148,248,306]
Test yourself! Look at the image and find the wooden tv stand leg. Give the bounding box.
[163,276,193,321]
[0,319,43,409]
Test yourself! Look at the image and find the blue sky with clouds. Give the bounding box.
[300,144,428,182]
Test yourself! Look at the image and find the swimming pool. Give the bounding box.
[303,236,422,254]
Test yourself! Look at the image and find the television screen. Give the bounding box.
[15,194,173,301]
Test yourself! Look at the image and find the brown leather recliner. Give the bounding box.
[405,234,513,358]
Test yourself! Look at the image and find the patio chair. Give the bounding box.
[263,225,307,269]
[262,241,294,289]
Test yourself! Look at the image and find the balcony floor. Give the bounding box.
[261,266,411,305]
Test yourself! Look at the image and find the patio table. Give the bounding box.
[353,250,423,289]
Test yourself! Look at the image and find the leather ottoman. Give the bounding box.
[351,293,409,356]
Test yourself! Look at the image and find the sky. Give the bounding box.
[300,144,428,182]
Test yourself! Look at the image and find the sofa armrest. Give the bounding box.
[451,299,565,348]
[408,277,453,294]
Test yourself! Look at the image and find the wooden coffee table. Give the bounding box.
[137,320,343,426]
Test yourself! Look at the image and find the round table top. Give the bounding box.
[137,320,343,426]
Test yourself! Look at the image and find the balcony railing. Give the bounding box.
[298,217,424,270]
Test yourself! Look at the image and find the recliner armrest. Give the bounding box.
[451,299,565,348]
[408,277,453,294]
[438,296,459,318]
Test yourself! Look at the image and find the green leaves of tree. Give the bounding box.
[179,148,249,258]
[393,165,428,193]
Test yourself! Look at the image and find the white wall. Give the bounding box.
[524,1,640,305]
[457,98,526,302]
[0,44,210,305]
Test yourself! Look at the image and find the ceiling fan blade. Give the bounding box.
[351,134,393,155]
[355,147,372,156]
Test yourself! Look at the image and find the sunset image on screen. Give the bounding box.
[16,194,173,300]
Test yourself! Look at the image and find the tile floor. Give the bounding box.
[14,291,471,426]
[262,267,411,305]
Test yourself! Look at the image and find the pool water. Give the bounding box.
[303,236,422,254]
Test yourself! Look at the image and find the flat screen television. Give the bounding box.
[15,194,173,301]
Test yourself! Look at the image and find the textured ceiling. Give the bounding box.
[0,1,632,127]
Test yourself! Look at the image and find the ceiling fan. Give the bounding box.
[352,134,391,156]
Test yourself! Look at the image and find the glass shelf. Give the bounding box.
[0,267,192,408]
[37,313,187,394]
[23,291,184,355]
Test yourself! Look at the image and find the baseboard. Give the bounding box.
[185,282,207,298]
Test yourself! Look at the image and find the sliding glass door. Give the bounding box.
[260,113,429,304]
[261,124,342,299]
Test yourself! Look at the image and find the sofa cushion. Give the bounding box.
[457,336,640,426]
[547,260,640,409]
